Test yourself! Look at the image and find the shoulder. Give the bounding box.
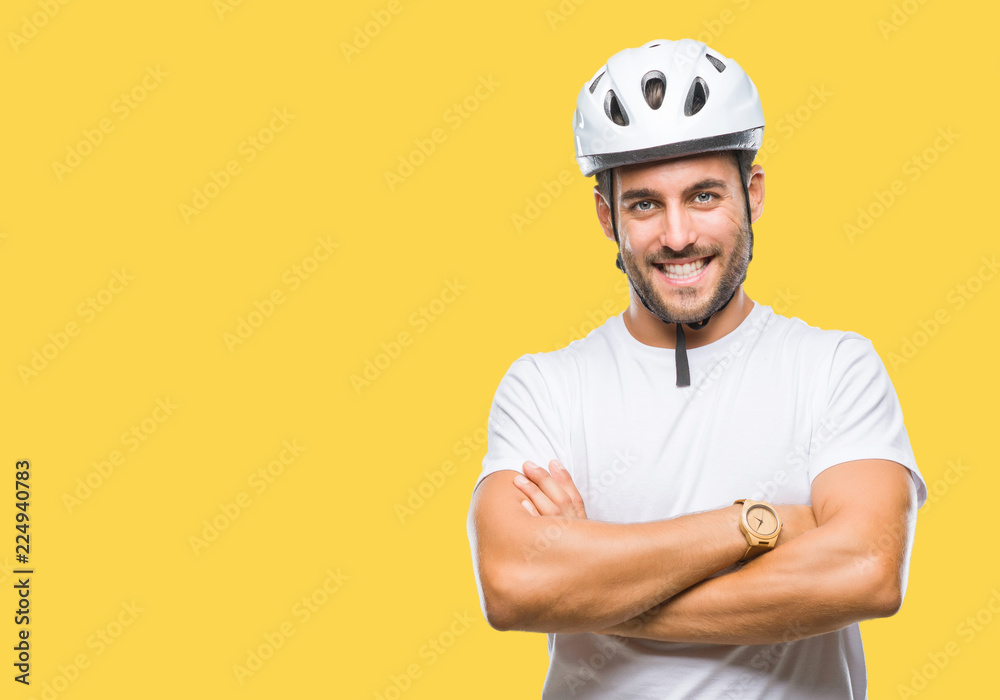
[757,306,897,409]
[757,304,878,365]
[498,313,621,384]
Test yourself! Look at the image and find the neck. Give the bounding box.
[623,287,754,349]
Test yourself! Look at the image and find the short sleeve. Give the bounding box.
[808,335,927,507]
[472,355,571,494]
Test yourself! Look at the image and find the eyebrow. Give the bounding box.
[619,179,731,204]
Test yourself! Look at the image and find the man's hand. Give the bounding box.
[513,460,588,519]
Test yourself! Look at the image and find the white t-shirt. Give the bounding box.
[471,301,926,700]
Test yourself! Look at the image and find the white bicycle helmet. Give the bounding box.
[574,38,764,176]
[573,39,766,387]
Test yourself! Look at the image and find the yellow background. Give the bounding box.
[1,0,996,697]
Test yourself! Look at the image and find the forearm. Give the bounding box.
[599,520,900,644]
[473,490,747,634]
[515,505,748,632]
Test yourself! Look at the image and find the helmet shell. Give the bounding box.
[573,39,765,177]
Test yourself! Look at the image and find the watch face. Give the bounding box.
[746,505,779,537]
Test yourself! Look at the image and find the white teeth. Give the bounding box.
[659,258,708,279]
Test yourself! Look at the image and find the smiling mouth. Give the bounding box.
[654,257,712,280]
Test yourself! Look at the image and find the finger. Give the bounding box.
[513,471,561,516]
[547,460,585,518]
[548,460,588,519]
[520,498,539,516]
[522,461,578,517]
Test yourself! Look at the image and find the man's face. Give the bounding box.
[610,152,754,325]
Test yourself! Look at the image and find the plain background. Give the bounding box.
[1,0,996,697]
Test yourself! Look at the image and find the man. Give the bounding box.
[466,38,926,699]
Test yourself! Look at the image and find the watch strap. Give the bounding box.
[739,542,773,562]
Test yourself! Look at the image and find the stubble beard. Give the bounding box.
[620,219,751,325]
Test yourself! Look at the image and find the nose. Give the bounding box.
[658,202,698,254]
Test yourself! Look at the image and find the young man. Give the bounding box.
[467,39,926,699]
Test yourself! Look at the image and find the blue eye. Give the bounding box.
[694,192,715,203]
[634,200,653,211]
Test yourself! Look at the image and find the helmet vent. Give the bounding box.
[589,71,605,94]
[684,77,709,116]
[705,54,726,73]
[648,43,661,48]
[641,71,666,110]
[605,90,629,126]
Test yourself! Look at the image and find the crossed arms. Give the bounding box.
[467,457,917,644]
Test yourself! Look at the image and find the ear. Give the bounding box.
[747,164,765,224]
[593,186,616,244]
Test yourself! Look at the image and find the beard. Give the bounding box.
[620,217,752,325]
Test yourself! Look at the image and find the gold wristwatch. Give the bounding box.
[734,499,782,562]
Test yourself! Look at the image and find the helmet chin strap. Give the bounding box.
[610,157,753,387]
[618,252,736,387]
